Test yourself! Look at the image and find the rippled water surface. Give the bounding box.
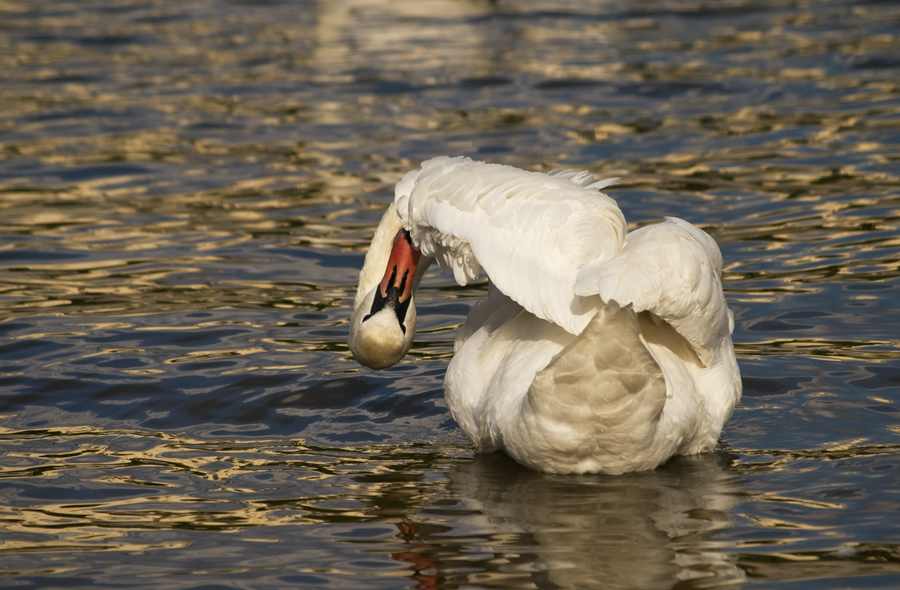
[2,0,900,588]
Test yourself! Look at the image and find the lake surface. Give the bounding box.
[2,0,900,588]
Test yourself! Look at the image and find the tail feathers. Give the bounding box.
[507,304,669,474]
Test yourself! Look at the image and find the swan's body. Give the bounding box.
[350,156,741,474]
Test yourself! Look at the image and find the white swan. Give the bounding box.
[349,156,741,474]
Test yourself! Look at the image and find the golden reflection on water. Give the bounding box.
[736,338,900,361]
[2,0,900,587]
[0,424,757,588]
[0,427,441,540]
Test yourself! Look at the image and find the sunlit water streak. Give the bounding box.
[1,0,900,588]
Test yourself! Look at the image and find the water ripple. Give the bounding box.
[2,0,900,588]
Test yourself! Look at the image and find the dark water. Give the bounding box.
[2,0,900,588]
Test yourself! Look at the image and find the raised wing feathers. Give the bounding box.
[395,157,625,335]
[393,158,731,362]
[574,217,732,364]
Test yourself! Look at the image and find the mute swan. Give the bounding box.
[349,156,741,474]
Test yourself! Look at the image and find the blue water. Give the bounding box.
[2,0,900,588]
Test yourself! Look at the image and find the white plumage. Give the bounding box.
[350,156,741,474]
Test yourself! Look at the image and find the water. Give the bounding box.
[2,0,899,588]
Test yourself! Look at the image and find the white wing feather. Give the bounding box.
[395,157,625,335]
[574,217,732,365]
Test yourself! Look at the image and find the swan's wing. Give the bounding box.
[574,217,733,365]
[394,156,625,335]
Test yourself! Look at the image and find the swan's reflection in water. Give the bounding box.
[394,451,746,590]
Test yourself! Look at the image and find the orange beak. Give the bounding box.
[380,229,421,303]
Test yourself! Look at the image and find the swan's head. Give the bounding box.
[349,205,425,369]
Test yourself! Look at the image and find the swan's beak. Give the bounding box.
[350,228,421,370]
[365,229,421,332]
